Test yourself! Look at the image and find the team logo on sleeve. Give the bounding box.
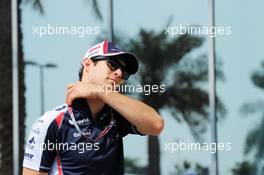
[24,153,34,160]
[26,136,36,149]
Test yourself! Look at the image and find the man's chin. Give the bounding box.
[106,79,117,86]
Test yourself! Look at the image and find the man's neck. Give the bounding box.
[86,99,105,119]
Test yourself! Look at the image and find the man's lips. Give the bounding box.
[108,78,118,84]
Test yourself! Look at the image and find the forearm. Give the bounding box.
[98,91,164,136]
[23,168,48,175]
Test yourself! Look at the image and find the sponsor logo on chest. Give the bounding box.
[69,118,90,125]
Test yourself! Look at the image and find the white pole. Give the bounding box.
[108,0,114,41]
[11,0,19,173]
[208,0,219,175]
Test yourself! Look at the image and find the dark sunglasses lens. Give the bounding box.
[108,59,130,80]
[122,71,129,80]
[107,59,120,70]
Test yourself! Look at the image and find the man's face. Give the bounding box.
[83,58,124,88]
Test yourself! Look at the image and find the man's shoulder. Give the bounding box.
[33,104,68,128]
[24,104,68,172]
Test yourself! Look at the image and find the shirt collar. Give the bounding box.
[72,98,110,121]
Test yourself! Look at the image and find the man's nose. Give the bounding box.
[113,68,122,79]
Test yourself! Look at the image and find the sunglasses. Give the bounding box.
[91,56,130,80]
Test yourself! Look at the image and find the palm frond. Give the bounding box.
[90,0,102,20]
[240,100,264,115]
[251,61,264,90]
[25,0,44,14]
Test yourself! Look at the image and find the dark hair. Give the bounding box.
[78,64,84,81]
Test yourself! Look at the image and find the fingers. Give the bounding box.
[66,93,71,106]
[66,83,77,105]
[66,89,77,105]
[67,83,75,90]
[67,85,75,96]
[66,81,98,105]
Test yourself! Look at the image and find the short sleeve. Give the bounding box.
[23,113,60,172]
[115,111,145,137]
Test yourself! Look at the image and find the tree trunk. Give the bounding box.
[18,0,26,173]
[0,0,26,174]
[17,0,26,174]
[147,136,161,175]
[144,95,161,175]
[0,0,14,174]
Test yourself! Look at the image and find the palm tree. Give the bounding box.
[0,0,102,174]
[126,29,226,175]
[172,160,209,175]
[124,157,147,175]
[0,0,26,174]
[241,61,264,169]
[231,161,256,175]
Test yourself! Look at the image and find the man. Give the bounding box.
[23,40,164,175]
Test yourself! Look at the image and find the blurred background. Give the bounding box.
[0,0,264,174]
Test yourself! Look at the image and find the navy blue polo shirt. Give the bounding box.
[23,98,144,175]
